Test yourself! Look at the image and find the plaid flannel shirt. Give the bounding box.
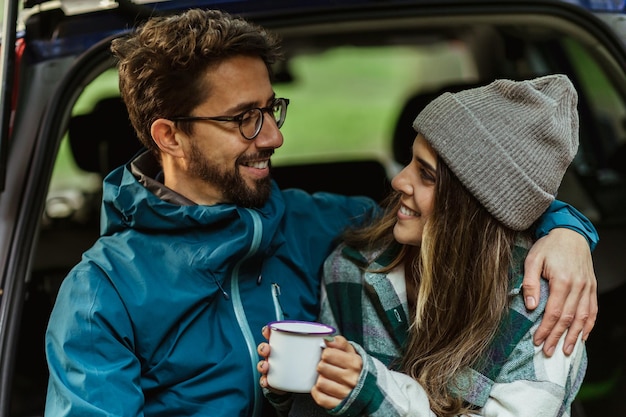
[306,240,587,417]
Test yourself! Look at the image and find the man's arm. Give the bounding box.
[534,200,599,250]
[45,270,143,416]
[524,200,599,356]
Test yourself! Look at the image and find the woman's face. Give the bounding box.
[391,134,437,246]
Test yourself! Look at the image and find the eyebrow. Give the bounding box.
[416,156,436,173]
[224,93,277,115]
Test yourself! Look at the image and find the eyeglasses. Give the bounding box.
[170,98,290,140]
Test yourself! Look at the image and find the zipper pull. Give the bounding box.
[209,271,230,300]
[271,283,285,320]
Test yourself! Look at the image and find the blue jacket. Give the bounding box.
[44,153,378,417]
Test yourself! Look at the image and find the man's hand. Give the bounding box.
[257,326,287,395]
[523,228,597,356]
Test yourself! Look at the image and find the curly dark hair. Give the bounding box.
[110,9,283,155]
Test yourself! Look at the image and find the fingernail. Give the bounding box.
[324,336,335,342]
[526,296,536,308]
[262,326,267,333]
[565,344,574,355]
[546,345,555,356]
[260,377,267,388]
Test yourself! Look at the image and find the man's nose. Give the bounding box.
[254,117,284,149]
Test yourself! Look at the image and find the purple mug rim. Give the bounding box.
[267,320,336,335]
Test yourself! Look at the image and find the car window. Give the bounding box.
[48,41,474,190]
[272,42,476,167]
[49,69,119,192]
[46,40,475,210]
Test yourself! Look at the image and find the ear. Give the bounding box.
[151,118,185,158]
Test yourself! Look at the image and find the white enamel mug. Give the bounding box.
[266,320,336,393]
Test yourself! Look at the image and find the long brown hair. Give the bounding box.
[343,159,519,416]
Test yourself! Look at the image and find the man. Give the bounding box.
[45,9,597,417]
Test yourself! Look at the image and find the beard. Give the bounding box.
[187,142,272,208]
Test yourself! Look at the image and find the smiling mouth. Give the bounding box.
[240,151,273,170]
[399,204,418,217]
[242,159,269,169]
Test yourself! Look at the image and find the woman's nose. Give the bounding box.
[391,166,411,194]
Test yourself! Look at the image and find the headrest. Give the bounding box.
[68,96,143,175]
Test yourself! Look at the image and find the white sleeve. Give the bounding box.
[480,333,584,417]
[342,332,584,417]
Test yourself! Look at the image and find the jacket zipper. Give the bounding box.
[230,208,263,417]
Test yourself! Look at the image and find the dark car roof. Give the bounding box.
[15,0,621,64]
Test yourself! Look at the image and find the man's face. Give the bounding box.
[175,55,284,207]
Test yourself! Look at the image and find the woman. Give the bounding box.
[259,74,587,416]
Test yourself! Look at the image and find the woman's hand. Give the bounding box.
[311,335,363,410]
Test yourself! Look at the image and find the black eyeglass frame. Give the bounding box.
[170,98,290,140]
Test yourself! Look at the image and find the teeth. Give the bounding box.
[245,160,269,169]
[399,205,418,217]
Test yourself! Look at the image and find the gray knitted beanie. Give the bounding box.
[413,74,579,231]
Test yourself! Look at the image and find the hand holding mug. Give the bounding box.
[310,335,363,409]
[257,320,335,393]
[257,327,283,393]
